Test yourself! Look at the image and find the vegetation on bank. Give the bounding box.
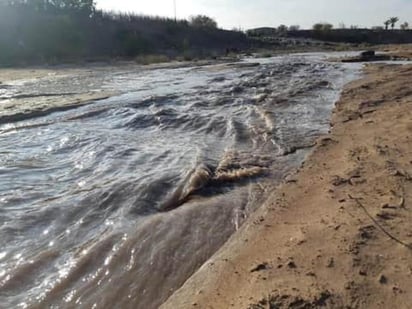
[297,18,412,44]
[2,0,411,67]
[0,0,252,66]
[247,17,412,45]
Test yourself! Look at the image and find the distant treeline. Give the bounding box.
[247,23,412,45]
[0,0,252,65]
[288,29,412,44]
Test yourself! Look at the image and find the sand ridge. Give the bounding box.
[161,63,412,308]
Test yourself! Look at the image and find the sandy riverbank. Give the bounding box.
[161,63,412,308]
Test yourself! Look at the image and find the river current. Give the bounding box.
[0,53,360,308]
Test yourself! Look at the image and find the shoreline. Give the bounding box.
[161,63,412,308]
[0,43,410,73]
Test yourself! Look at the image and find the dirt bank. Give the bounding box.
[381,44,412,60]
[161,63,412,308]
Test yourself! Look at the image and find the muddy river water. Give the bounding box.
[0,53,360,308]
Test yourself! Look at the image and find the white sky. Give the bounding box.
[95,0,412,30]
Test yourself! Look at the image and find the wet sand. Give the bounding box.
[162,63,412,308]
[0,67,116,124]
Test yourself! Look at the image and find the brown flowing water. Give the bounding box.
[0,53,360,308]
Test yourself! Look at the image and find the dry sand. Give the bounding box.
[381,44,412,60]
[162,63,412,308]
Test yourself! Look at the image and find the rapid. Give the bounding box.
[0,53,360,308]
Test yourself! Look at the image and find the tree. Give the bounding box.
[313,22,333,31]
[3,0,95,14]
[389,17,399,29]
[189,15,217,29]
[400,22,409,30]
[231,27,243,33]
[288,25,300,31]
[313,23,323,31]
[384,20,391,30]
[277,24,287,33]
[323,23,333,31]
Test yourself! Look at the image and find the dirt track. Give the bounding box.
[162,63,412,308]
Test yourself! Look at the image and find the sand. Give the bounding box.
[381,44,412,60]
[161,63,412,308]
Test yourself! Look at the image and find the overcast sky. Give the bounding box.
[96,0,412,30]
